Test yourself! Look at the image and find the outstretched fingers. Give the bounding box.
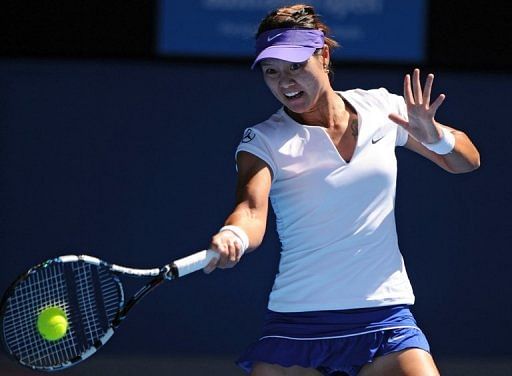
[429,93,446,114]
[405,69,441,110]
[412,68,423,104]
[404,73,414,105]
[423,73,434,106]
[388,113,409,129]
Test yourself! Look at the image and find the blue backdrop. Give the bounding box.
[157,0,426,62]
[0,59,511,372]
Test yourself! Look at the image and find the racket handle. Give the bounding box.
[171,249,219,278]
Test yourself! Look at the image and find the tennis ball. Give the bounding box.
[36,306,68,341]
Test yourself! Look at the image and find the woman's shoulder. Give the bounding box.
[340,87,396,102]
[247,108,295,137]
[340,88,403,111]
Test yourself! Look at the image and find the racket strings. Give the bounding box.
[2,261,122,370]
[2,262,80,368]
[71,262,120,344]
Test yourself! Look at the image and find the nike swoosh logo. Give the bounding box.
[372,135,384,144]
[267,33,283,42]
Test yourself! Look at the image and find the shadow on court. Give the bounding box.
[0,353,242,375]
[1,353,512,375]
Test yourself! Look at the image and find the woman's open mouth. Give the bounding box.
[284,91,304,100]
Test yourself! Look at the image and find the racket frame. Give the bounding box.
[0,250,217,372]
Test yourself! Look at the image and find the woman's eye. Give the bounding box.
[290,63,301,71]
[264,68,277,75]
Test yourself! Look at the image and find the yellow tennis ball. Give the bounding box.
[36,306,68,341]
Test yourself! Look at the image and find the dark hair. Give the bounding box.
[256,4,339,51]
[256,4,339,78]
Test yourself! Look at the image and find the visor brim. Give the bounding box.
[251,46,317,70]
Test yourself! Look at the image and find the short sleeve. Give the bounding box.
[363,88,409,147]
[235,127,278,182]
[393,94,409,147]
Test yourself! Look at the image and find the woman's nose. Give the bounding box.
[279,75,295,89]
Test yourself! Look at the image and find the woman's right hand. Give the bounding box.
[204,229,245,274]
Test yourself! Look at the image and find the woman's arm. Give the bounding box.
[389,69,480,173]
[403,123,480,173]
[204,151,272,273]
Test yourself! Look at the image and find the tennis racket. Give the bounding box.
[0,250,218,372]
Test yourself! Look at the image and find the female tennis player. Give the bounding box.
[206,4,480,376]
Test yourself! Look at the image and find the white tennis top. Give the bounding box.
[236,88,415,312]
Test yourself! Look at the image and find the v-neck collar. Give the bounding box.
[279,91,362,164]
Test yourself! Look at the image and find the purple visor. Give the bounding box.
[251,28,325,69]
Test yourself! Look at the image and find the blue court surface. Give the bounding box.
[1,352,512,375]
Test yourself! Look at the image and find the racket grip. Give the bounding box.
[171,249,219,278]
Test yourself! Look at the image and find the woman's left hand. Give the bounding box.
[389,68,446,144]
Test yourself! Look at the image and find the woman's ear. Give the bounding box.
[322,45,331,72]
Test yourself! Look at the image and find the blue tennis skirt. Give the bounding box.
[236,305,430,376]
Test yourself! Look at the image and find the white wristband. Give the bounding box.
[219,225,249,254]
[421,127,455,155]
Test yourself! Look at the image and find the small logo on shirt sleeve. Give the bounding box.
[242,129,256,143]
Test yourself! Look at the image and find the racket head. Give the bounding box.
[0,255,124,371]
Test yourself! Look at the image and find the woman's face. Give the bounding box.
[260,50,330,115]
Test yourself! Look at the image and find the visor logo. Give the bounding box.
[267,33,283,42]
